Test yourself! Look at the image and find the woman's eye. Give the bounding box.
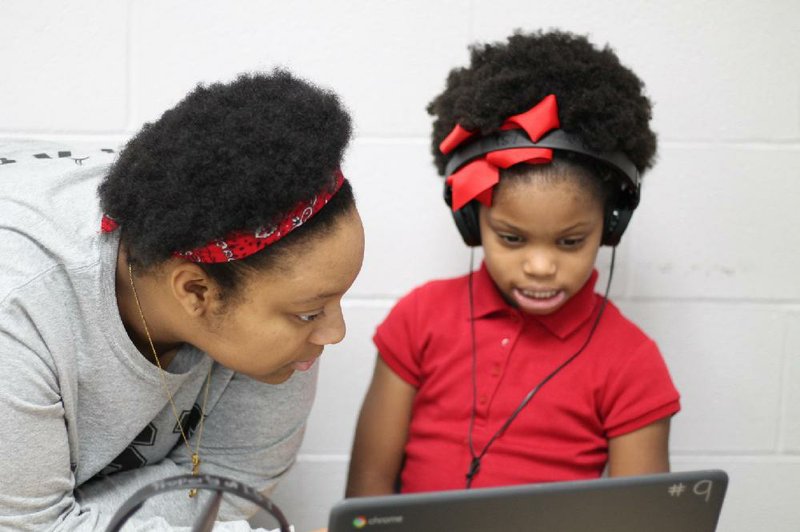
[297,311,323,323]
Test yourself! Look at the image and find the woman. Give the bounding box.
[0,70,363,530]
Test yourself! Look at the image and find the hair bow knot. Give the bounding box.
[440,94,560,211]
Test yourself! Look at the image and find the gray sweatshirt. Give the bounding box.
[0,141,315,531]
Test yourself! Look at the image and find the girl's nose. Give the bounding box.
[522,250,557,278]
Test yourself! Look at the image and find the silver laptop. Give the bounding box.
[329,470,727,532]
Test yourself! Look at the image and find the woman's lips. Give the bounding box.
[291,357,320,372]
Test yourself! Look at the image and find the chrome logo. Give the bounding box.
[352,516,367,529]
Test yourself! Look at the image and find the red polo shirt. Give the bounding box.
[374,264,680,493]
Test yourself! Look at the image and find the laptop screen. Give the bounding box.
[329,470,727,532]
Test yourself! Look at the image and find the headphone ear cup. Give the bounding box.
[452,202,482,247]
[444,181,482,247]
[602,206,633,247]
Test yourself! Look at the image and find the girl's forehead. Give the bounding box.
[495,162,607,205]
[498,170,602,204]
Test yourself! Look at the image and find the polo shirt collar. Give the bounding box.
[471,262,599,340]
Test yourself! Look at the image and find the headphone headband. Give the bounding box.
[442,128,641,247]
[444,128,640,207]
[105,474,291,532]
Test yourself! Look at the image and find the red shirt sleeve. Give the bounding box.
[601,338,681,438]
[373,287,424,388]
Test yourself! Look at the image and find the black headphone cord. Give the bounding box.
[465,247,617,489]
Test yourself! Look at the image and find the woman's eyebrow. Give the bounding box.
[293,290,341,305]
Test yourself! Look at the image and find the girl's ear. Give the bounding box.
[169,263,216,318]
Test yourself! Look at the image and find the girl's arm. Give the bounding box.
[607,417,671,477]
[346,356,416,497]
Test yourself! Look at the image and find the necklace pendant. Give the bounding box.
[188,453,200,497]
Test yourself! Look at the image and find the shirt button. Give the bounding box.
[490,364,501,377]
[501,338,510,347]
[479,394,488,406]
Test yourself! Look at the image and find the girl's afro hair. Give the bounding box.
[427,30,657,177]
[99,69,352,267]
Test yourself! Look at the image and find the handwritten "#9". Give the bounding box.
[693,480,714,502]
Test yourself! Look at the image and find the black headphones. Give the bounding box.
[442,129,641,247]
[105,474,291,532]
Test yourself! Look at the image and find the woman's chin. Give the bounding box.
[256,367,295,385]
[249,357,319,384]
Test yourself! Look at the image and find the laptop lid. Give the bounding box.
[329,470,728,532]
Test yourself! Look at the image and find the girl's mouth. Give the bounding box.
[512,287,566,314]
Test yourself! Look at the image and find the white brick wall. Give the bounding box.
[2,1,798,531]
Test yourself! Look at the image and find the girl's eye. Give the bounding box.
[499,233,522,245]
[297,311,324,323]
[559,237,585,248]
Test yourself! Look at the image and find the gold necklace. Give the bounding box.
[128,264,212,497]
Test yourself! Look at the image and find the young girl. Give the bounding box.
[347,30,680,496]
[0,71,363,530]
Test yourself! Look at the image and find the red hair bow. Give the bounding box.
[440,94,560,211]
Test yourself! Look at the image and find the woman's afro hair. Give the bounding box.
[98,69,352,267]
[427,30,657,177]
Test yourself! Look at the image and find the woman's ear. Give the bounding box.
[169,263,216,318]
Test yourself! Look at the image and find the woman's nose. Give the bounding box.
[310,307,346,346]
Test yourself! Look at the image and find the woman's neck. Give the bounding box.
[115,248,183,368]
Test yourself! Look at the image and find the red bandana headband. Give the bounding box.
[440,94,560,211]
[101,169,346,263]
